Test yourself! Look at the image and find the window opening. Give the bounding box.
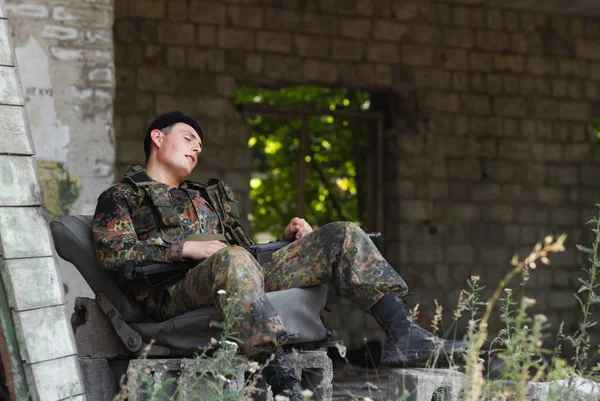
[235,86,384,243]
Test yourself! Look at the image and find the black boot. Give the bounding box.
[371,294,467,368]
[257,346,303,401]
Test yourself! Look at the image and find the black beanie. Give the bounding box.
[144,111,203,158]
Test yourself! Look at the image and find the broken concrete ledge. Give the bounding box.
[386,368,600,401]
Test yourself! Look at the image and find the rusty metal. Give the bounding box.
[297,117,309,217]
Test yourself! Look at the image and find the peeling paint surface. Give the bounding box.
[16,37,70,163]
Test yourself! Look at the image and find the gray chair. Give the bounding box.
[51,215,331,357]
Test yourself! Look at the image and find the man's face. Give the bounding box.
[155,122,202,178]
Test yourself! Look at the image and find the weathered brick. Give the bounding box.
[494,54,525,73]
[356,63,375,86]
[469,52,493,71]
[488,204,514,222]
[533,98,557,119]
[575,39,600,60]
[218,28,254,50]
[445,203,481,222]
[136,67,176,93]
[368,42,400,63]
[399,200,428,220]
[140,21,159,43]
[567,81,583,99]
[264,9,302,31]
[166,47,186,70]
[516,207,549,224]
[437,48,467,70]
[559,58,588,78]
[564,143,592,162]
[227,5,263,28]
[470,183,500,202]
[338,63,358,84]
[175,71,216,94]
[331,39,364,61]
[375,64,392,86]
[453,72,469,91]
[425,92,460,112]
[585,81,598,100]
[501,75,519,94]
[264,55,302,80]
[408,24,440,44]
[190,1,226,24]
[443,27,474,49]
[205,49,225,72]
[446,245,475,264]
[532,143,562,162]
[167,0,188,21]
[537,187,567,205]
[302,59,338,83]
[483,160,516,182]
[197,26,216,47]
[558,101,590,121]
[486,8,503,30]
[41,25,78,41]
[246,54,263,74]
[498,140,532,160]
[392,2,419,21]
[494,96,528,117]
[452,6,469,27]
[185,50,205,71]
[256,32,291,53]
[303,13,337,35]
[129,0,165,19]
[527,57,557,76]
[372,20,406,41]
[448,159,481,180]
[158,22,194,45]
[460,94,490,115]
[477,30,509,52]
[294,35,329,58]
[400,44,432,66]
[413,246,443,264]
[550,166,579,186]
[340,17,372,39]
[414,69,450,89]
[552,79,567,98]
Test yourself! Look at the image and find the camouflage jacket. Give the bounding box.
[92,165,224,282]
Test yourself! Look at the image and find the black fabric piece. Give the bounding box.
[371,293,410,330]
[144,111,204,158]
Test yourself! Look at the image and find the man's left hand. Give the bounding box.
[281,217,313,241]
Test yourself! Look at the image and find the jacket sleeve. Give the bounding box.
[92,186,185,273]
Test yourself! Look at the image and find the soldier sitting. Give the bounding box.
[92,111,467,401]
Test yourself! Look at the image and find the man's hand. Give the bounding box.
[182,240,227,260]
[280,217,313,241]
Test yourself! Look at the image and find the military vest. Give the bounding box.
[121,164,253,248]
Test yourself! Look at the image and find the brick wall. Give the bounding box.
[114,0,600,346]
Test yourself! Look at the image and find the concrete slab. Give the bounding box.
[0,19,13,66]
[0,105,34,155]
[528,378,600,401]
[0,155,43,206]
[128,350,333,401]
[0,206,54,258]
[13,304,77,364]
[386,368,465,401]
[25,355,85,401]
[0,65,22,105]
[1,257,64,311]
[79,358,120,401]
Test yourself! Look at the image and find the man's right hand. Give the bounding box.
[182,240,227,260]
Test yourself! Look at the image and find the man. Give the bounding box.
[93,111,466,401]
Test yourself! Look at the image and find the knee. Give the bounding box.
[325,221,363,237]
[213,246,261,277]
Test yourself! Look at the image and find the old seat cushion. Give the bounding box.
[51,215,329,353]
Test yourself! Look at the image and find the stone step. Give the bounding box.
[127,351,333,401]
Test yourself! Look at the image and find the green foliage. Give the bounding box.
[235,86,371,239]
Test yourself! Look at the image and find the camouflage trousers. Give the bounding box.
[158,221,408,356]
